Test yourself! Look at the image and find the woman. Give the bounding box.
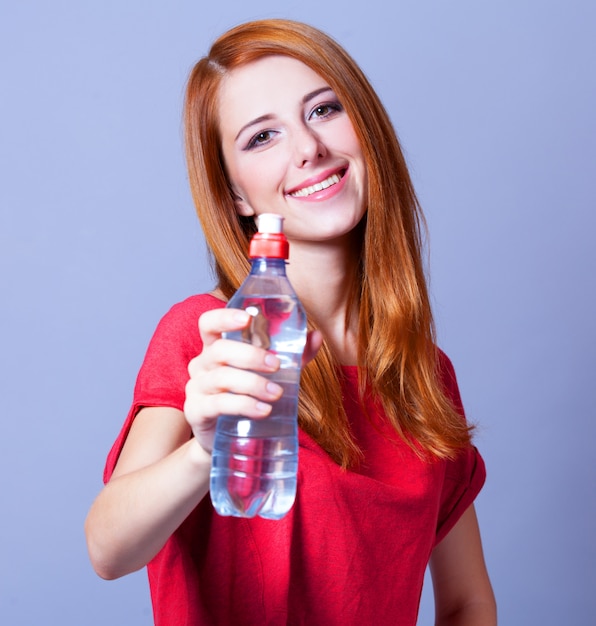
[86,19,496,625]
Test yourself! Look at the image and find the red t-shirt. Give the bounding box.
[105,294,485,626]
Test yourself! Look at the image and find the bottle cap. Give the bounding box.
[249,213,289,259]
[257,213,283,234]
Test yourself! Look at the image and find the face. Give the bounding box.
[217,55,367,246]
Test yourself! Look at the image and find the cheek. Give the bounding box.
[335,118,361,148]
[349,138,365,166]
[226,160,257,198]
[232,155,286,200]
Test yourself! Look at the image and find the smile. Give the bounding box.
[288,171,345,198]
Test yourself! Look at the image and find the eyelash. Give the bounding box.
[308,101,343,120]
[246,131,275,149]
[244,100,344,150]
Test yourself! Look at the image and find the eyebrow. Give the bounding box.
[234,86,334,141]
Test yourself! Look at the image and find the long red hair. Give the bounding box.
[184,19,473,467]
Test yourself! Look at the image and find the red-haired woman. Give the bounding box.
[86,19,496,625]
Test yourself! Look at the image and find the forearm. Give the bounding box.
[430,506,497,626]
[435,599,497,626]
[85,437,211,580]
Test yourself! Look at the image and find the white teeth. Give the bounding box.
[290,173,341,197]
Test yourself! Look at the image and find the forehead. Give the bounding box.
[217,56,328,129]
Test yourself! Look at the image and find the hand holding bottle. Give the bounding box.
[184,306,323,456]
[184,307,285,454]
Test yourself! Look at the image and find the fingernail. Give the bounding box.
[264,354,279,369]
[233,311,249,323]
[256,402,271,415]
[266,382,283,396]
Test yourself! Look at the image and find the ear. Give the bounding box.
[231,189,255,217]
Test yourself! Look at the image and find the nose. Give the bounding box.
[292,124,326,167]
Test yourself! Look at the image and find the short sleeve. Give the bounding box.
[434,350,487,545]
[103,294,225,483]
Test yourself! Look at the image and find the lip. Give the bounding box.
[285,166,348,202]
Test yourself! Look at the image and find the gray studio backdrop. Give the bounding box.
[1,1,594,624]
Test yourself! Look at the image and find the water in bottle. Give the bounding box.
[209,213,307,519]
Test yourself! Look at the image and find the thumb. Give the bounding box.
[302,330,324,367]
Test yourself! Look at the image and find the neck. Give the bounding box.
[286,236,361,365]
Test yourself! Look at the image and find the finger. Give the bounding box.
[187,391,275,453]
[191,391,276,423]
[184,377,280,435]
[198,308,251,347]
[302,329,324,367]
[187,366,283,403]
[188,340,280,377]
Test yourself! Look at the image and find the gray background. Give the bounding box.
[1,1,594,624]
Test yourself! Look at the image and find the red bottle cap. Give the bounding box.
[248,214,289,259]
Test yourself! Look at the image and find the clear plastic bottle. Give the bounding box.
[209,213,307,519]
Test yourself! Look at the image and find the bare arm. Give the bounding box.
[430,505,497,626]
[85,308,323,580]
[85,308,281,579]
[85,407,210,580]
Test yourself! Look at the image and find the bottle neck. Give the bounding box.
[249,257,288,276]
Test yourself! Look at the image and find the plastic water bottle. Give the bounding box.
[209,213,307,519]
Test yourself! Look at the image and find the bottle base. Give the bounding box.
[210,476,297,520]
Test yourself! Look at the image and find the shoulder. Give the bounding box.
[153,293,226,333]
[436,347,456,381]
[435,347,465,414]
[142,293,226,363]
[163,292,226,321]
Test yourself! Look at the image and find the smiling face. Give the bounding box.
[217,55,367,246]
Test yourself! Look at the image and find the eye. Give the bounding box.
[309,102,343,120]
[246,130,276,150]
